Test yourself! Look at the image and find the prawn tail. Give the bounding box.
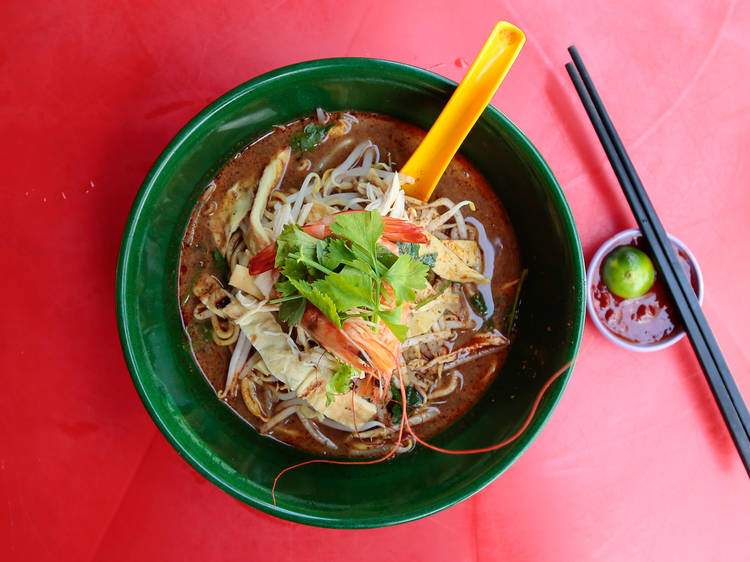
[301,306,372,373]
[344,319,400,392]
[382,217,429,244]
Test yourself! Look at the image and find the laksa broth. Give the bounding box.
[179,110,522,457]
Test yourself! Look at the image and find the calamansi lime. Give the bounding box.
[602,245,655,298]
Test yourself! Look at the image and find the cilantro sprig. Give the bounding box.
[325,362,358,406]
[270,211,429,341]
[290,122,334,152]
[396,241,437,268]
[389,383,422,423]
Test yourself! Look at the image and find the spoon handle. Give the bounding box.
[401,22,525,202]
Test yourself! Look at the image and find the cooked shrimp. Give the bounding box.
[300,304,401,401]
[300,305,373,374]
[248,242,277,274]
[248,211,428,274]
[301,210,429,244]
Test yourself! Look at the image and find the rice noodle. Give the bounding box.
[296,202,314,225]
[329,141,373,185]
[299,416,338,449]
[351,426,394,440]
[428,372,459,400]
[410,339,508,374]
[340,112,359,124]
[347,443,392,456]
[396,436,416,454]
[224,332,251,395]
[211,317,239,346]
[389,407,440,428]
[315,107,329,124]
[237,353,259,381]
[261,404,300,432]
[319,418,386,433]
[315,138,353,171]
[290,173,320,223]
[426,200,475,234]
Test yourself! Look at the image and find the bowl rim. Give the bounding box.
[586,228,704,352]
[116,56,586,528]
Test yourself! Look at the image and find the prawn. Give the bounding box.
[300,304,402,401]
[248,211,428,274]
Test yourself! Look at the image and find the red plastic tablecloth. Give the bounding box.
[3,1,750,560]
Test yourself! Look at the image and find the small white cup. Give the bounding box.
[586,229,704,352]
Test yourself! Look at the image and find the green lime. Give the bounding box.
[602,245,655,298]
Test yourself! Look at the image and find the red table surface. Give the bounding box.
[2,0,749,560]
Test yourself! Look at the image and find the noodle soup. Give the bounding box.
[179,111,521,457]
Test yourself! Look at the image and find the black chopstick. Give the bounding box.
[566,46,750,477]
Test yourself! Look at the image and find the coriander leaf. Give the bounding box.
[327,363,356,394]
[395,242,435,267]
[288,252,334,278]
[325,362,357,406]
[379,305,408,342]
[287,278,340,327]
[319,237,355,271]
[275,276,297,297]
[212,248,228,277]
[376,243,398,268]
[340,258,378,279]
[329,210,384,262]
[290,122,334,152]
[406,385,422,407]
[383,254,429,302]
[339,264,372,277]
[314,272,375,313]
[278,296,306,325]
[389,383,421,422]
[390,382,399,399]
[281,256,308,281]
[390,403,403,423]
[349,242,386,276]
[469,292,488,317]
[275,224,321,268]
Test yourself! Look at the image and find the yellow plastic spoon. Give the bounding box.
[400,22,525,201]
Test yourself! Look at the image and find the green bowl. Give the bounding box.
[117,58,585,528]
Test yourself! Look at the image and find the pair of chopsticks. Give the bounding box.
[565,46,750,477]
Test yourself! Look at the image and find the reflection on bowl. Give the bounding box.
[586,228,704,352]
[116,58,585,528]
